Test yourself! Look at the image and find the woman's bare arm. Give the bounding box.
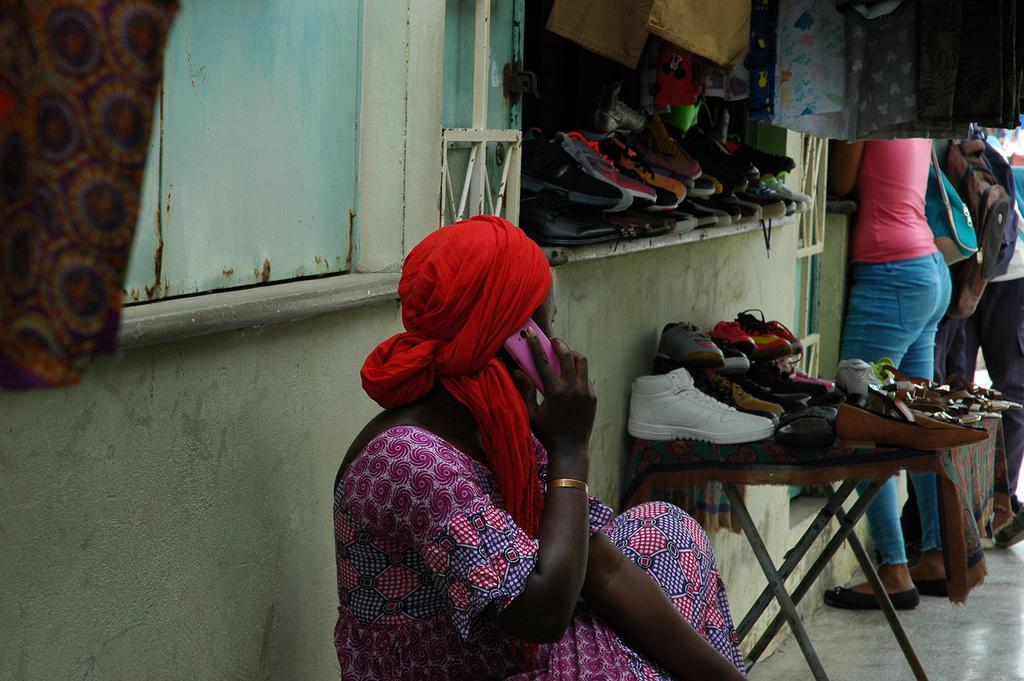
[828,140,866,197]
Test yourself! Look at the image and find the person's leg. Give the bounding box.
[839,261,918,595]
[838,255,947,596]
[974,278,1024,494]
[899,253,952,582]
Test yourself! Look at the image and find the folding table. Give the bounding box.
[622,417,1001,681]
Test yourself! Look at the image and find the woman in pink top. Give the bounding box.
[824,139,952,611]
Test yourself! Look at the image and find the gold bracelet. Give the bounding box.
[548,478,589,495]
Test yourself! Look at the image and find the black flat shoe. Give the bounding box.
[913,579,948,597]
[824,586,920,610]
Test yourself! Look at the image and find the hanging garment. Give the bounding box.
[701,65,751,102]
[748,0,781,121]
[772,0,847,121]
[844,0,918,138]
[0,0,178,391]
[546,0,750,70]
[654,42,700,107]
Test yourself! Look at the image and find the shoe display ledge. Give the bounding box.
[825,198,857,215]
[542,214,797,267]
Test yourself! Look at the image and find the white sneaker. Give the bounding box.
[628,368,777,444]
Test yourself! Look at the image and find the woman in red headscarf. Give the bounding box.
[334,216,746,680]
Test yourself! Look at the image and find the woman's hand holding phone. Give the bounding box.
[512,330,597,474]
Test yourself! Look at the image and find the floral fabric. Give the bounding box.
[0,0,177,390]
[335,425,745,680]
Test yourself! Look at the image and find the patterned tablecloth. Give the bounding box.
[622,417,1006,604]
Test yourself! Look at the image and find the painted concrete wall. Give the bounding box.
[0,3,868,680]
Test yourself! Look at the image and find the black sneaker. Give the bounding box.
[688,196,742,221]
[739,378,811,413]
[518,191,621,246]
[522,134,627,209]
[726,140,796,178]
[747,361,828,397]
[675,125,759,192]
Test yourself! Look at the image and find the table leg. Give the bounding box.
[743,479,885,666]
[737,480,859,640]
[829,483,929,681]
[724,484,830,681]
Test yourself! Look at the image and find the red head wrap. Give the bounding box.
[360,216,551,536]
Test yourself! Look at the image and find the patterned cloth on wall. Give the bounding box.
[747,0,781,121]
[0,0,178,390]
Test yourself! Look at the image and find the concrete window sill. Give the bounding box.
[540,214,798,266]
[118,273,401,350]
[117,214,797,349]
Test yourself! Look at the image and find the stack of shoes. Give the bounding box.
[654,119,794,222]
[835,388,990,451]
[519,130,680,245]
[628,367,776,444]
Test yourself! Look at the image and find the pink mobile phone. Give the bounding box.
[503,319,561,393]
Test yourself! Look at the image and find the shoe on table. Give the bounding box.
[739,377,811,413]
[835,402,991,450]
[834,358,882,399]
[775,359,835,391]
[748,361,829,397]
[558,132,654,210]
[522,133,628,209]
[738,309,803,356]
[734,312,795,360]
[713,372,784,419]
[657,323,725,368]
[710,321,757,357]
[628,368,776,443]
[711,338,751,375]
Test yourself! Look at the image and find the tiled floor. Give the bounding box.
[749,542,1024,681]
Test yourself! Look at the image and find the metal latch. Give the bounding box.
[503,62,539,99]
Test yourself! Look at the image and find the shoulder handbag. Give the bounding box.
[928,145,976,265]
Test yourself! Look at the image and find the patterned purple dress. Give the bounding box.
[334,426,745,680]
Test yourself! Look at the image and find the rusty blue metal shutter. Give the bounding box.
[124,1,361,302]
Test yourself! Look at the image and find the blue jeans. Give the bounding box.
[841,252,952,566]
